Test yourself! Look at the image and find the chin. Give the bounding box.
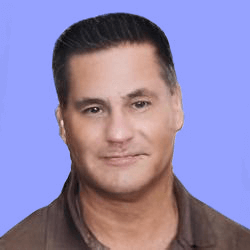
[94,183,150,201]
[88,172,159,200]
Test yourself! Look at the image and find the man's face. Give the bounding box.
[57,43,183,195]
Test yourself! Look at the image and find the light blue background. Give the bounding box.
[0,0,249,236]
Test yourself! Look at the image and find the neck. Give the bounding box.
[79,169,178,249]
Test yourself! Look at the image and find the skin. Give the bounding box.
[56,43,184,249]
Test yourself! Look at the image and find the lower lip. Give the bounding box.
[102,155,143,167]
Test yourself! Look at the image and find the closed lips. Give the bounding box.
[103,154,141,158]
[100,154,144,166]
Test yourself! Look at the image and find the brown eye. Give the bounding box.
[132,101,151,109]
[83,107,102,114]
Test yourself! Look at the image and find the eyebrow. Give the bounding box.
[74,88,158,110]
[124,88,158,100]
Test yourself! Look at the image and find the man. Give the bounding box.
[1,13,250,250]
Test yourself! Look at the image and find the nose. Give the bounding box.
[105,109,134,144]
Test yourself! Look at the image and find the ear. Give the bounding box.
[172,84,184,132]
[55,106,67,144]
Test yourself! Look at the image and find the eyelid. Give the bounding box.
[81,105,104,114]
[131,100,152,109]
[130,95,151,101]
[132,97,152,103]
[132,99,152,104]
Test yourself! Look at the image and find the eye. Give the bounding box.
[132,101,152,110]
[82,106,102,114]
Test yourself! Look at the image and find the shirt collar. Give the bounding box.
[173,177,216,248]
[63,169,108,249]
[62,170,216,249]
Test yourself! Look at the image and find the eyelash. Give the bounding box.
[82,106,102,114]
[132,100,152,110]
[81,100,152,115]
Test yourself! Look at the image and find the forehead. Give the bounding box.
[67,43,167,100]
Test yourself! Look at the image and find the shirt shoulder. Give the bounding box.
[191,195,250,249]
[0,196,62,250]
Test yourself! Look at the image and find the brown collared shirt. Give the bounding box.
[1,171,250,249]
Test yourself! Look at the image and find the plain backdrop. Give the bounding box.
[0,0,249,236]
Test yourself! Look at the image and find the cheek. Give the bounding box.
[152,125,175,150]
[65,117,102,155]
[139,109,175,141]
[140,115,176,163]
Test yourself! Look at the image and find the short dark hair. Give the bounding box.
[52,13,177,109]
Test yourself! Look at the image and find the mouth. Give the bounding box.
[100,154,145,167]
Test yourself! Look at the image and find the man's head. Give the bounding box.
[52,13,178,109]
[54,13,183,198]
